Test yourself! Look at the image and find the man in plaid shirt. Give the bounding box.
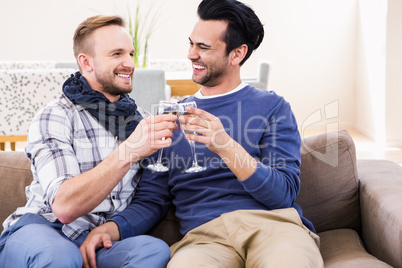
[0,15,176,268]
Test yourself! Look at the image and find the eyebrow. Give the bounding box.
[110,48,134,54]
[189,37,211,48]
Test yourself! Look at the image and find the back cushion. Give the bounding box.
[296,130,360,233]
[0,69,75,136]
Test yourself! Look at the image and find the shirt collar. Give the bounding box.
[194,82,248,99]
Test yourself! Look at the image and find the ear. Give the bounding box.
[230,44,248,65]
[77,53,93,73]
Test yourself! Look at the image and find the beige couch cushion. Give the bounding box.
[319,229,391,267]
[358,159,402,267]
[296,130,360,233]
[0,151,32,232]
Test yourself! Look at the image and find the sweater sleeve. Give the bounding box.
[110,165,172,239]
[240,99,301,209]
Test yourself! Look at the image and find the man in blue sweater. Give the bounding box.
[81,0,324,267]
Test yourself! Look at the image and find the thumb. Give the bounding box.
[102,235,113,249]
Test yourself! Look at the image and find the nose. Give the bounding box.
[123,54,135,70]
[187,46,199,61]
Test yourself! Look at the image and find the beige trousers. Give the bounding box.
[168,208,323,268]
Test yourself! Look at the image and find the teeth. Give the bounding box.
[117,73,130,78]
[193,64,206,70]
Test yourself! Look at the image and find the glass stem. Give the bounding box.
[190,140,199,167]
[157,148,164,164]
[156,136,166,164]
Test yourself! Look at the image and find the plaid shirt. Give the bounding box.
[2,95,147,241]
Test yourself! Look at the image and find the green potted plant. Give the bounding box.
[126,2,162,68]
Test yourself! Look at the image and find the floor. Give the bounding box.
[3,128,402,166]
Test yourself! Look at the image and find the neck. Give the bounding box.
[200,77,242,96]
[199,65,242,96]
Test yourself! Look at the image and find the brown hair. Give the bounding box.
[73,15,126,58]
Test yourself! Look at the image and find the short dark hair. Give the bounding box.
[197,0,264,65]
[73,15,126,58]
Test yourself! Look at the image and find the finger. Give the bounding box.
[153,114,178,123]
[184,129,229,150]
[85,234,110,268]
[80,244,97,268]
[153,121,178,132]
[153,129,175,141]
[180,123,209,135]
[179,114,213,130]
[87,234,113,268]
[149,132,173,149]
[88,251,97,268]
[143,115,177,132]
[102,235,113,249]
[186,107,216,121]
[151,137,173,149]
[179,116,205,129]
[183,132,208,145]
[82,243,96,268]
[80,247,90,268]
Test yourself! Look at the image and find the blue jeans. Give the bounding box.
[0,213,170,267]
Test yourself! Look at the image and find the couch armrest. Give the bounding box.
[357,159,402,268]
[0,151,32,233]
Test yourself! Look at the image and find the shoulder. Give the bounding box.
[29,95,86,136]
[245,85,283,99]
[241,86,289,108]
[34,94,80,120]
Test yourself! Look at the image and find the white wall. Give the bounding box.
[260,0,357,135]
[355,0,387,142]
[385,0,402,146]
[355,0,402,147]
[0,0,358,137]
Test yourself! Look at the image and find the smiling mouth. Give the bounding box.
[193,63,206,70]
[116,73,131,79]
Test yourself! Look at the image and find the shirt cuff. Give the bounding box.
[239,161,269,191]
[109,215,131,240]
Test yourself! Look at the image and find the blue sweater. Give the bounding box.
[112,86,315,239]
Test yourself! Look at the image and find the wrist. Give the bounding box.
[118,141,141,165]
[100,221,121,241]
[214,136,237,155]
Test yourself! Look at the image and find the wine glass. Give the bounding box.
[147,100,178,172]
[178,101,207,173]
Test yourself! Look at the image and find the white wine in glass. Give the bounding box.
[147,100,178,172]
[178,101,206,173]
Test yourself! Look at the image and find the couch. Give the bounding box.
[130,68,171,114]
[1,130,401,267]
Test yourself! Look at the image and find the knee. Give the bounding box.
[32,234,82,267]
[133,235,170,258]
[124,235,171,266]
[35,246,83,267]
[1,224,83,267]
[3,239,83,267]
